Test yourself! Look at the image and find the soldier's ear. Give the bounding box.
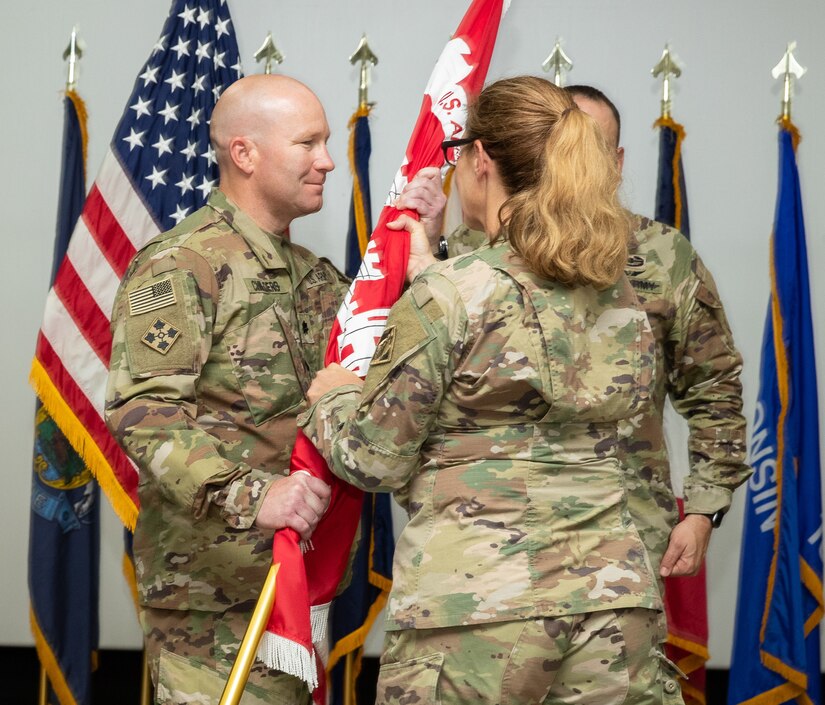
[229,136,256,175]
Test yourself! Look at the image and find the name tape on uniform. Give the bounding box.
[128,278,176,316]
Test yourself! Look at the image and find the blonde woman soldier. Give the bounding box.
[299,76,684,705]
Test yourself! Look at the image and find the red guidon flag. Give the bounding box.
[255,0,509,700]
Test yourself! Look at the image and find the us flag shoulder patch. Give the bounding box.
[128,278,176,316]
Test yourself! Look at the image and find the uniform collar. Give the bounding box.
[207,190,290,272]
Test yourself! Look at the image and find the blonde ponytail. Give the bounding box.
[467,77,630,288]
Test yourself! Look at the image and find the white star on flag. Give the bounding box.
[171,204,191,223]
[130,96,152,118]
[122,128,145,151]
[186,109,202,129]
[158,101,180,124]
[215,17,230,38]
[171,37,190,59]
[146,166,168,189]
[164,70,187,93]
[181,140,198,161]
[213,51,226,69]
[152,134,174,157]
[196,41,212,62]
[192,75,207,95]
[178,4,196,26]
[175,173,195,195]
[140,65,160,86]
[153,34,168,54]
[197,176,216,198]
[202,145,216,166]
[197,8,211,28]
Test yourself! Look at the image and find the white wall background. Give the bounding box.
[4,0,825,671]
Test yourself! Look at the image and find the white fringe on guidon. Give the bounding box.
[255,601,330,691]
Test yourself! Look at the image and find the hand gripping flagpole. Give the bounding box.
[541,38,572,87]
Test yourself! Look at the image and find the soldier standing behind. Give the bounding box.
[300,76,685,705]
[105,75,345,705]
[446,84,751,582]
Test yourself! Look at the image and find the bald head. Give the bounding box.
[207,74,334,233]
[211,75,322,171]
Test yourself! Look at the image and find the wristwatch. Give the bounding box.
[691,510,725,528]
[434,236,449,261]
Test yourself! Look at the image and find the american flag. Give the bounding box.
[31,0,242,530]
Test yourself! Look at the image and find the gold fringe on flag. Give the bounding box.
[30,608,85,705]
[65,90,88,183]
[29,359,138,530]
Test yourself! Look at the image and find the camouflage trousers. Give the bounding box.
[141,605,311,705]
[376,608,684,705]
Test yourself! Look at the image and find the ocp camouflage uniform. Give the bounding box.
[447,219,751,572]
[105,190,348,705]
[299,243,685,704]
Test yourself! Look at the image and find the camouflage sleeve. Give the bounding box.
[445,224,488,257]
[668,252,752,515]
[299,273,466,491]
[105,247,270,527]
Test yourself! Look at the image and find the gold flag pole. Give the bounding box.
[350,34,378,110]
[218,563,280,705]
[541,38,572,87]
[254,32,284,74]
[771,42,805,122]
[651,44,682,119]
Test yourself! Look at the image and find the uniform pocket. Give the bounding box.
[375,652,444,705]
[223,304,305,426]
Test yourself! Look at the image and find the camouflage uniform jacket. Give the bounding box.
[299,243,663,631]
[447,220,751,568]
[105,190,348,613]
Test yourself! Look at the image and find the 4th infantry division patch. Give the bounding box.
[141,318,182,355]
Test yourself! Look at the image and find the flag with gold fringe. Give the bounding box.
[330,100,396,705]
[728,118,822,705]
[29,0,242,533]
[256,2,510,703]
[29,89,100,705]
[655,112,708,705]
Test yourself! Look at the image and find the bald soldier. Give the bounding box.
[441,84,751,584]
[105,75,346,705]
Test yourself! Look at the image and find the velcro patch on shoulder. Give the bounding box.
[411,281,444,323]
[372,326,396,365]
[361,293,434,401]
[304,268,330,289]
[150,256,177,277]
[128,277,176,316]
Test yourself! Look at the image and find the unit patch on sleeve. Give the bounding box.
[128,278,177,316]
[372,326,396,366]
[141,317,182,355]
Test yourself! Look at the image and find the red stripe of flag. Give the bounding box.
[83,186,138,278]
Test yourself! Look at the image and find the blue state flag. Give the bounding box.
[29,89,100,705]
[728,120,823,705]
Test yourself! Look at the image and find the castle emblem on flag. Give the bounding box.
[141,317,181,354]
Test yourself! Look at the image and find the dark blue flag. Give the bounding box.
[654,116,690,239]
[328,494,394,705]
[29,89,100,705]
[344,107,374,278]
[728,121,822,705]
